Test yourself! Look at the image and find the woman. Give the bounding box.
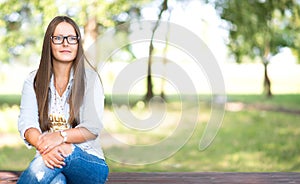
[17,16,109,184]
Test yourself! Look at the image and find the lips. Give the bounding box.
[60,50,71,53]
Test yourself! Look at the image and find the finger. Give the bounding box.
[55,160,65,168]
[39,145,48,155]
[42,145,52,155]
[55,152,65,161]
[57,146,68,157]
[44,159,54,169]
[48,159,60,169]
[50,157,65,168]
[52,149,65,161]
[43,143,58,155]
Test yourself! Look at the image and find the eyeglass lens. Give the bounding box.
[51,36,79,44]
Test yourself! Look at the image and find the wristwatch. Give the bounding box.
[60,130,68,143]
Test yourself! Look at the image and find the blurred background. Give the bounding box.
[0,0,300,172]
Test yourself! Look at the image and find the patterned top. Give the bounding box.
[48,71,73,132]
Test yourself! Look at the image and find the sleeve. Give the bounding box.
[18,71,41,148]
[76,70,105,136]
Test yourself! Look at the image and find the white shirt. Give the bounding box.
[18,68,105,159]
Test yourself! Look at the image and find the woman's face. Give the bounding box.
[51,22,78,63]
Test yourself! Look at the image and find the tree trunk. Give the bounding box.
[144,0,168,102]
[263,61,272,98]
[262,40,272,98]
[145,42,154,101]
[83,17,99,66]
[84,17,98,46]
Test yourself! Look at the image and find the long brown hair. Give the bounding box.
[34,16,85,132]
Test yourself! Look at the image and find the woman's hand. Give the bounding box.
[37,132,63,154]
[42,143,73,169]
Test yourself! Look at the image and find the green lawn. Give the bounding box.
[0,94,300,172]
[106,104,300,172]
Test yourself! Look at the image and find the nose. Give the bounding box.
[62,37,69,46]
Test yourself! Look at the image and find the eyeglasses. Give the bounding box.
[51,35,80,45]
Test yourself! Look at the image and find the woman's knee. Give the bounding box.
[18,156,47,182]
[18,156,62,184]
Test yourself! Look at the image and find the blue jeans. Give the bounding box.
[17,145,109,184]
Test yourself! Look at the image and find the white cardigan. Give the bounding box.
[18,68,105,160]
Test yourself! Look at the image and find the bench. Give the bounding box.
[1,171,300,183]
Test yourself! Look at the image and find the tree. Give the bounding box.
[145,0,169,102]
[0,0,149,64]
[1,0,198,102]
[209,0,300,97]
[144,0,192,102]
[0,0,58,64]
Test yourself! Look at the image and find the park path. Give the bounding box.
[0,133,23,148]
[226,102,300,115]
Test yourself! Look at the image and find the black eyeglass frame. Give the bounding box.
[50,36,80,45]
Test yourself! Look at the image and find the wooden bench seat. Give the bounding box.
[106,172,300,184]
[1,171,300,183]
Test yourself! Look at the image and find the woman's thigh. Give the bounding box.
[63,146,109,184]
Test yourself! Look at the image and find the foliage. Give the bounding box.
[0,94,21,106]
[210,0,300,63]
[0,0,56,64]
[0,0,150,64]
[207,0,300,97]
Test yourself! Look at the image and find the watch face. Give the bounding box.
[60,130,67,143]
[61,131,67,137]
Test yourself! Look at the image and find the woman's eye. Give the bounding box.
[55,36,62,41]
[70,37,77,41]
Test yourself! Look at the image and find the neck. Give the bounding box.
[52,61,72,78]
[53,62,72,96]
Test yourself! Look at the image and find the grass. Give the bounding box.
[106,107,300,172]
[0,94,300,172]
[0,145,36,171]
[0,94,20,107]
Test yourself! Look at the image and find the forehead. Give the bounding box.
[53,22,76,35]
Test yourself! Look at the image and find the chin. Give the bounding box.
[61,57,76,62]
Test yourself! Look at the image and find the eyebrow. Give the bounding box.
[52,34,77,36]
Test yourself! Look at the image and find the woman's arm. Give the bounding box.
[37,127,96,154]
[62,127,97,143]
[75,70,105,136]
[24,128,42,148]
[18,71,42,148]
